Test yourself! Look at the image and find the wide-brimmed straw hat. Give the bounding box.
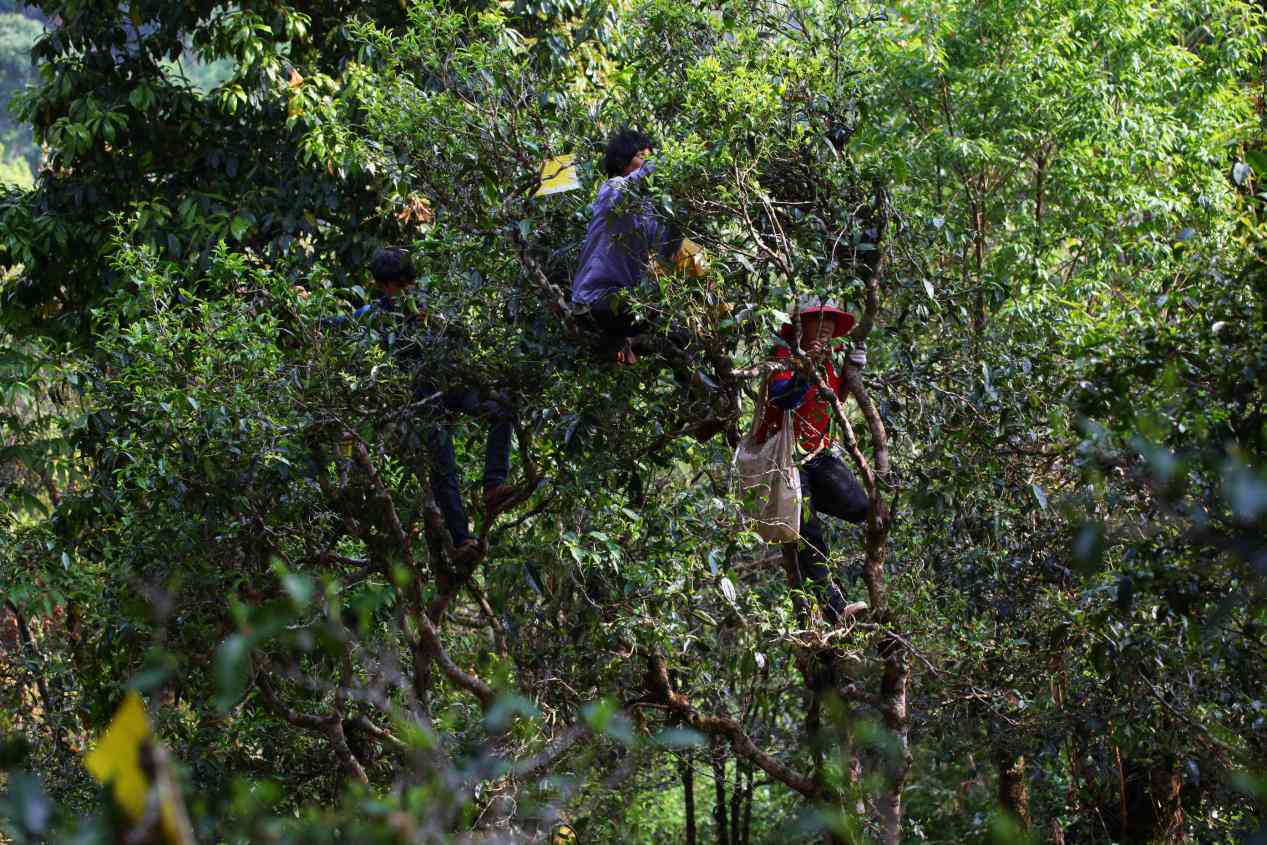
[777,295,856,341]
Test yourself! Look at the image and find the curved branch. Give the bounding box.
[642,654,821,799]
[414,609,495,710]
[840,368,890,479]
[350,436,414,562]
[344,715,408,751]
[256,671,369,784]
[839,179,892,477]
[511,228,574,319]
[511,721,593,779]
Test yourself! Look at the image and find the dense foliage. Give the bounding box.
[1,1,1265,843]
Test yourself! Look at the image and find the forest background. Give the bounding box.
[0,1,1265,844]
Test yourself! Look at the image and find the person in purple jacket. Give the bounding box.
[571,128,682,365]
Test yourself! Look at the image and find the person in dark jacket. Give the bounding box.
[571,128,682,365]
[337,247,516,564]
[755,297,869,623]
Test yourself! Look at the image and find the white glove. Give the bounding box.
[847,342,867,370]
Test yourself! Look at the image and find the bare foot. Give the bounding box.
[615,339,638,365]
[483,483,516,514]
[451,538,481,565]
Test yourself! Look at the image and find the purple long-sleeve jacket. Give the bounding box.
[570,162,675,306]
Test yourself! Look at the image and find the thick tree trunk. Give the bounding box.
[995,751,1030,830]
[1098,756,1186,844]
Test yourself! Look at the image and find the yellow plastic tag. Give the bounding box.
[85,691,152,820]
[534,154,579,197]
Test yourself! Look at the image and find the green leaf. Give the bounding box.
[1072,522,1106,574]
[0,772,52,837]
[230,215,252,241]
[1246,150,1267,178]
[214,634,251,712]
[652,727,705,748]
[719,575,737,604]
[282,573,314,608]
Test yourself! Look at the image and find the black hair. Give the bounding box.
[603,127,655,178]
[368,246,416,286]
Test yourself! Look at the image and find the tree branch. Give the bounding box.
[255,670,369,784]
[349,436,414,563]
[511,721,593,779]
[414,608,495,710]
[642,654,821,799]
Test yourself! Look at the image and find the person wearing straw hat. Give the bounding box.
[754,296,869,623]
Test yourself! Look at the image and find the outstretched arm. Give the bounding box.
[592,160,657,216]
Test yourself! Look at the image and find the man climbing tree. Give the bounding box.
[571,127,683,365]
[334,247,517,564]
[754,298,869,623]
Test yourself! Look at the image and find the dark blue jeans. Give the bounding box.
[421,386,513,546]
[794,452,869,622]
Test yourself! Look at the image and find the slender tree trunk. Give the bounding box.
[808,690,824,781]
[1034,152,1046,229]
[780,543,809,624]
[972,194,987,333]
[875,623,911,845]
[6,602,55,717]
[682,753,697,845]
[835,191,908,844]
[741,764,754,845]
[730,761,745,845]
[712,746,730,845]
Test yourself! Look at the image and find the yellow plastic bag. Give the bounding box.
[653,238,708,279]
[673,238,708,277]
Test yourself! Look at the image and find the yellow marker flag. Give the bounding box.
[84,691,152,820]
[534,154,579,197]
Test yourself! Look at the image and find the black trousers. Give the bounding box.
[789,451,869,622]
[581,294,646,355]
[415,385,513,546]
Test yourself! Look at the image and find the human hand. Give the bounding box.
[847,342,867,370]
[806,340,834,363]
